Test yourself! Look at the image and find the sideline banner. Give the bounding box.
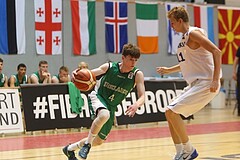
[21,80,186,131]
[0,89,23,133]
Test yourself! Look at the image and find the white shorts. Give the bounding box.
[167,79,220,117]
[88,91,107,114]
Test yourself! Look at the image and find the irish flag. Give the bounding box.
[71,0,96,55]
[193,4,215,43]
[136,2,158,54]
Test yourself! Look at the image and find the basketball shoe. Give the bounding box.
[62,145,78,160]
[173,153,184,160]
[182,148,198,160]
[78,143,91,159]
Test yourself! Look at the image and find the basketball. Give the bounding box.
[73,69,96,91]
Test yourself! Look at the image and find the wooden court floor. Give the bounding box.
[0,104,240,160]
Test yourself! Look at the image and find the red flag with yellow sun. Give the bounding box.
[218,6,240,64]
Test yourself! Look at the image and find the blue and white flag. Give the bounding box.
[105,1,128,54]
[193,4,215,43]
[165,3,187,55]
[0,0,26,54]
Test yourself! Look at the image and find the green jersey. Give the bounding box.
[32,71,44,83]
[97,62,139,109]
[0,73,6,87]
[90,62,140,140]
[12,74,28,87]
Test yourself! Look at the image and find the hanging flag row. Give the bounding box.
[1,0,240,57]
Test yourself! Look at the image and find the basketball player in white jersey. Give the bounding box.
[157,7,222,160]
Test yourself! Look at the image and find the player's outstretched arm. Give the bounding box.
[156,64,181,76]
[125,71,145,117]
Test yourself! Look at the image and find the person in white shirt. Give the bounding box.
[157,6,222,160]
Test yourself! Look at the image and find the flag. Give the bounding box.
[34,0,62,55]
[105,1,128,54]
[136,2,158,54]
[165,3,187,55]
[218,6,240,64]
[0,0,25,54]
[71,0,96,56]
[193,4,215,43]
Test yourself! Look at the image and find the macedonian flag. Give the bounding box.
[218,6,240,64]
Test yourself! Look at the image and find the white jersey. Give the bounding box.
[177,26,218,84]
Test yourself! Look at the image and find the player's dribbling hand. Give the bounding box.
[71,69,79,82]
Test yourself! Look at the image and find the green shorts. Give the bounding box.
[98,110,115,140]
[88,93,117,140]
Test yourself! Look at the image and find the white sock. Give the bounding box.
[68,141,81,151]
[175,143,183,155]
[183,141,193,152]
[85,132,97,145]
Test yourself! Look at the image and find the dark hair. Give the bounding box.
[0,58,3,63]
[39,60,48,66]
[17,63,27,70]
[122,43,140,58]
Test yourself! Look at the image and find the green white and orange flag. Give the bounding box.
[136,2,158,54]
[218,6,240,64]
[70,0,96,55]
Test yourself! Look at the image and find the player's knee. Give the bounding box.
[98,109,110,122]
[165,109,174,119]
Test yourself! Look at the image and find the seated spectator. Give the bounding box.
[0,58,8,87]
[78,61,89,70]
[9,63,29,88]
[52,66,71,83]
[29,60,51,84]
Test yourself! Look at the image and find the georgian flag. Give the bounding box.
[34,0,62,55]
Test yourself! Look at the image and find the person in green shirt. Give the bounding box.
[51,66,71,83]
[63,43,146,160]
[0,58,8,88]
[78,61,89,70]
[30,60,51,84]
[9,63,29,88]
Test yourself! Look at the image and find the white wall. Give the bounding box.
[225,0,240,7]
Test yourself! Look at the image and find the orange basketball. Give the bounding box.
[73,69,96,92]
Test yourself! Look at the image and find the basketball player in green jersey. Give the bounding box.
[52,66,71,83]
[30,60,51,84]
[0,58,8,87]
[9,63,29,88]
[63,43,145,160]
